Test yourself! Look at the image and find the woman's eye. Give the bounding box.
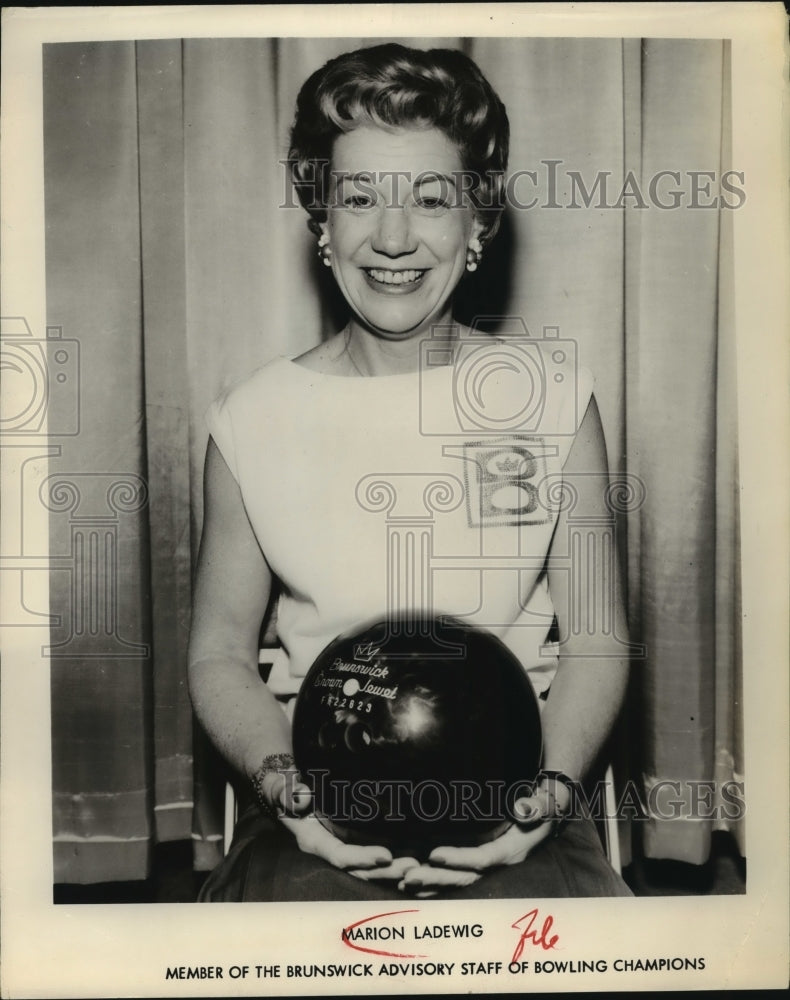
[343,194,376,210]
[414,195,449,209]
[412,182,452,212]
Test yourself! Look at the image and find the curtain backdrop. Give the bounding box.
[43,36,742,883]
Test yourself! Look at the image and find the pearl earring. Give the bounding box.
[466,237,483,272]
[317,232,332,267]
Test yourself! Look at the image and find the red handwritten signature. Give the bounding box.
[340,909,427,959]
[511,908,559,962]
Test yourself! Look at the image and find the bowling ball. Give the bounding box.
[292,614,542,858]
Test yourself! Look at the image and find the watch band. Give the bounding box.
[536,769,582,816]
[251,752,296,821]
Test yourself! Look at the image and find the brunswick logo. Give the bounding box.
[353,642,381,663]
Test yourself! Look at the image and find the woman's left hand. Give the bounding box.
[397,789,557,897]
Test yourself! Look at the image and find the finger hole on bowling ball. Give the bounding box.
[344,721,373,752]
[317,722,337,750]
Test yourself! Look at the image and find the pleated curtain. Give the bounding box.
[43,36,742,882]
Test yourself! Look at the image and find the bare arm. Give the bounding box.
[187,438,291,780]
[189,438,396,872]
[542,394,630,786]
[400,396,629,891]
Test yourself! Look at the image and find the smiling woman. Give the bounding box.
[285,44,507,375]
[40,33,744,902]
[320,127,482,352]
[188,43,634,902]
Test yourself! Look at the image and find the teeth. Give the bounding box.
[367,269,424,285]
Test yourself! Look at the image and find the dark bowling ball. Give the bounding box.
[292,614,542,858]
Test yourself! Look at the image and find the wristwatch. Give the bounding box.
[536,769,582,833]
[250,752,296,820]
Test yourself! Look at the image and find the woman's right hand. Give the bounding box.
[270,774,420,882]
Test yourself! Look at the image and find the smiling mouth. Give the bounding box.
[364,268,426,286]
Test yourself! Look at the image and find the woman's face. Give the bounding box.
[321,124,483,340]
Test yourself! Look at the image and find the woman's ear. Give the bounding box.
[471,215,486,243]
[474,212,501,247]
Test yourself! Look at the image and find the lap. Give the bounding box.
[198,806,633,902]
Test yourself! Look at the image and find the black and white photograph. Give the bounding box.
[1,4,788,996]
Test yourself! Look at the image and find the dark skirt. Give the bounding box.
[199,804,633,901]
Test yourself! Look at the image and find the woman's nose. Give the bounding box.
[371,207,416,257]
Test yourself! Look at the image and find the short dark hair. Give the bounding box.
[288,43,509,241]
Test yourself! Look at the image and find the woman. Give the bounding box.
[189,43,631,900]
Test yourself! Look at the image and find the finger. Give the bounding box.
[326,841,395,870]
[308,823,393,870]
[282,781,313,815]
[512,791,553,826]
[276,775,313,815]
[512,797,542,824]
[291,788,313,814]
[408,889,440,899]
[348,857,420,882]
[429,841,503,872]
[399,865,482,890]
[430,822,556,870]
[279,814,393,869]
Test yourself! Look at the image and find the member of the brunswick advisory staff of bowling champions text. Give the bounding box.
[188,43,633,900]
